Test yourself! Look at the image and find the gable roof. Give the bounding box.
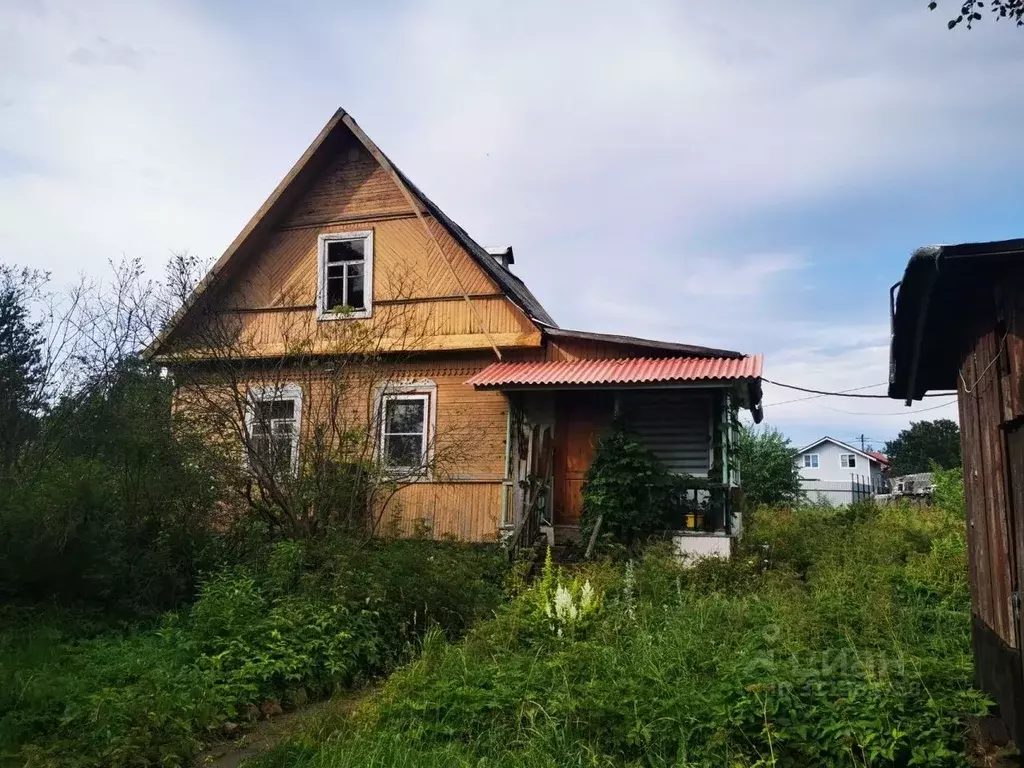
[797,436,884,464]
[145,108,555,359]
[388,162,554,326]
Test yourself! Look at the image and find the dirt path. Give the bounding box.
[193,690,369,768]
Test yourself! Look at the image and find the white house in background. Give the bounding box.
[795,437,888,506]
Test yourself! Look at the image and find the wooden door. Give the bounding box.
[553,392,612,526]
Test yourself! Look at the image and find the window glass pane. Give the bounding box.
[327,239,364,262]
[254,399,294,422]
[386,399,425,434]
[325,276,346,310]
[347,274,365,310]
[384,434,421,467]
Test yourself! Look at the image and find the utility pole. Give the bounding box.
[858,433,867,452]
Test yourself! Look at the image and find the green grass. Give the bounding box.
[252,502,988,768]
[0,538,508,768]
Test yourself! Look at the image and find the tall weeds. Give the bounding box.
[257,500,986,768]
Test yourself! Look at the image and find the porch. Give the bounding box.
[466,355,763,558]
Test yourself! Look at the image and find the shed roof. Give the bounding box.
[467,355,764,421]
[888,237,1024,403]
[466,355,762,388]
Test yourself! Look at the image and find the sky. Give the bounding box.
[3,0,1023,450]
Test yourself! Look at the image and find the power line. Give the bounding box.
[806,398,957,417]
[763,378,956,400]
[769,382,887,407]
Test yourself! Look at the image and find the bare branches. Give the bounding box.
[164,266,480,541]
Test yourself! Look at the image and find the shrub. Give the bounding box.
[0,363,230,615]
[736,423,804,508]
[579,423,679,547]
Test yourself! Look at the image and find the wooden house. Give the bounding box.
[146,108,764,553]
[888,238,1024,744]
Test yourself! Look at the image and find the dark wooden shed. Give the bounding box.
[889,238,1024,743]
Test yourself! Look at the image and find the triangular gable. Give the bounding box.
[797,436,882,464]
[145,108,555,359]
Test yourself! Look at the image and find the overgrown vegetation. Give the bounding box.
[0,257,512,767]
[0,256,987,767]
[0,539,507,767]
[0,363,231,613]
[255,497,986,768]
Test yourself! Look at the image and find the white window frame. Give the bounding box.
[803,453,819,469]
[375,380,437,480]
[317,230,373,320]
[244,384,303,477]
[840,454,857,468]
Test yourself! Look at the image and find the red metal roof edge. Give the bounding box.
[465,354,763,388]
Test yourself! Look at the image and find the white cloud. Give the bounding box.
[1,0,1017,445]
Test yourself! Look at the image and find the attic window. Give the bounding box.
[317,231,373,319]
[840,454,857,468]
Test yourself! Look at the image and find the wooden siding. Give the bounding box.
[958,273,1022,650]
[955,264,1024,744]
[174,354,510,543]
[168,134,539,357]
[279,136,410,227]
[379,481,503,541]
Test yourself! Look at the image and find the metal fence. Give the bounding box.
[800,474,878,506]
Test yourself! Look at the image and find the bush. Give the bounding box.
[579,424,680,547]
[0,363,230,615]
[736,423,803,508]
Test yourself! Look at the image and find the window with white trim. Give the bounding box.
[246,385,302,477]
[840,454,857,468]
[317,230,373,319]
[380,393,429,473]
[803,454,819,468]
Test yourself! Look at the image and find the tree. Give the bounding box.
[0,266,47,476]
[735,424,803,508]
[929,0,1024,29]
[884,419,961,476]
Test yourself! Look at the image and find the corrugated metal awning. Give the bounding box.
[465,355,763,389]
